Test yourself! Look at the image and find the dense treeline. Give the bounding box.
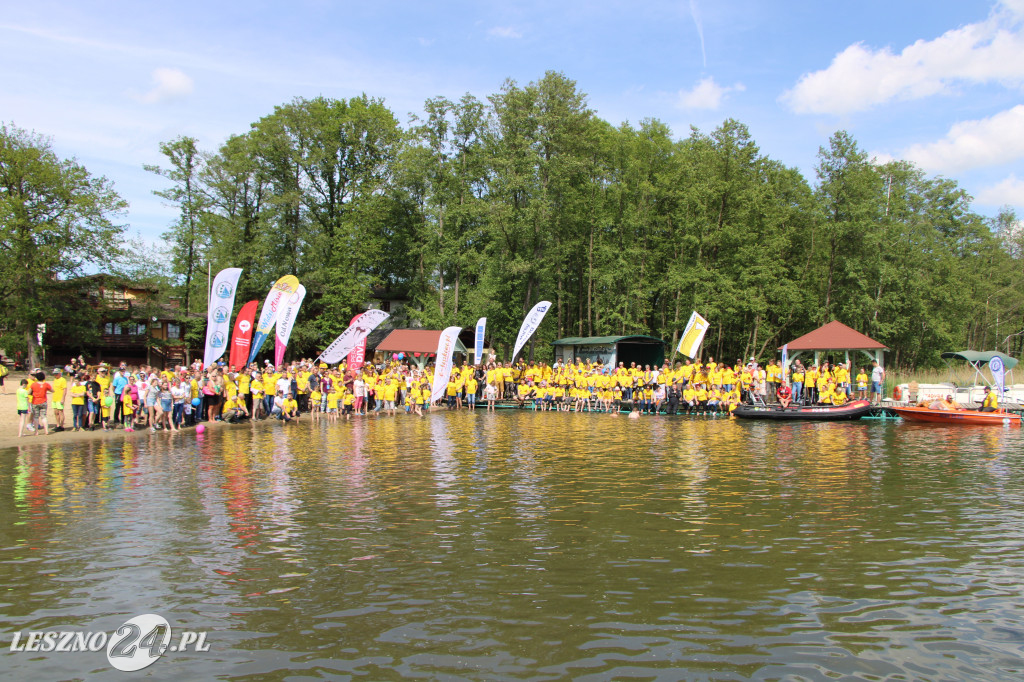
[92,72,1024,367]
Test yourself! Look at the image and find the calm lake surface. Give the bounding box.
[2,411,1024,680]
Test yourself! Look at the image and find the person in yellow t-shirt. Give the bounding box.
[343,389,355,419]
[445,378,458,410]
[856,368,869,400]
[382,380,399,416]
[121,388,135,431]
[237,371,252,414]
[281,394,299,422]
[465,376,478,410]
[69,378,87,431]
[50,369,68,431]
[326,388,340,422]
[309,387,322,420]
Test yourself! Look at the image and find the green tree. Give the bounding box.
[0,123,127,368]
[145,136,210,357]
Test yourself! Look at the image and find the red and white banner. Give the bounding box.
[430,326,463,403]
[347,313,368,371]
[273,284,306,367]
[317,310,390,365]
[229,300,258,370]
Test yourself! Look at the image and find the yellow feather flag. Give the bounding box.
[676,311,710,358]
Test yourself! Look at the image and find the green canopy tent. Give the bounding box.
[940,350,1018,388]
[551,335,665,369]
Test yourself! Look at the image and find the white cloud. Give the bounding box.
[894,105,1024,173]
[488,26,522,39]
[135,67,194,104]
[781,5,1024,115]
[677,76,744,110]
[976,174,1024,207]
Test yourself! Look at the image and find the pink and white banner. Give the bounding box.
[273,284,306,367]
[430,326,463,403]
[317,310,390,365]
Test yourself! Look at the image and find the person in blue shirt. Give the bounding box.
[112,367,129,426]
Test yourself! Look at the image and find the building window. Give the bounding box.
[167,322,180,340]
[104,322,113,335]
[381,300,391,313]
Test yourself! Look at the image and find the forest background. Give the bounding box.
[2,72,1022,370]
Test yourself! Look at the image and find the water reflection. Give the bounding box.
[2,414,1024,679]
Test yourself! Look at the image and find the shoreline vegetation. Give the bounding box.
[2,71,1023,373]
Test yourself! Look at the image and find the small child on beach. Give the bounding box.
[122,388,135,431]
[17,379,30,437]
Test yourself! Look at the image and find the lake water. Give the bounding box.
[2,411,1024,680]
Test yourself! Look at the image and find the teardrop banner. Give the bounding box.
[317,310,391,365]
[274,284,307,367]
[474,317,487,365]
[229,300,259,370]
[511,301,551,363]
[247,275,300,365]
[347,313,369,371]
[431,326,464,403]
[203,267,242,368]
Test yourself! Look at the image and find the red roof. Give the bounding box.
[375,329,467,354]
[780,321,887,351]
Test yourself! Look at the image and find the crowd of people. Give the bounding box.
[12,353,889,437]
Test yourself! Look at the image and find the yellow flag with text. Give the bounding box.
[676,311,710,358]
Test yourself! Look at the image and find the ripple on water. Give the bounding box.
[3,411,1024,679]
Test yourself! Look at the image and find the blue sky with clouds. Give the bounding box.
[2,1,1022,243]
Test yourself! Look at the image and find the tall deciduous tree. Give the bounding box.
[0,123,126,368]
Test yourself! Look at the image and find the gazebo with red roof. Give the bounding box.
[778,320,887,371]
[374,329,468,370]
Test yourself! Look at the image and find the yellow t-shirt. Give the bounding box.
[70,384,87,406]
[51,377,68,404]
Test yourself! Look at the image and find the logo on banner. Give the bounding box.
[215,282,234,299]
[238,320,251,333]
[210,332,226,349]
[212,306,230,324]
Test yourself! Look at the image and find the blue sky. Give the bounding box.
[2,1,1022,244]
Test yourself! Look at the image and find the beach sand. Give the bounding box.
[0,370,237,450]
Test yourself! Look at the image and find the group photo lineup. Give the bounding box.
[3,1,1024,679]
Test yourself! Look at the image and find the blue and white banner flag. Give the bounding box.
[474,317,487,365]
[512,301,551,363]
[991,355,1006,397]
[203,267,242,368]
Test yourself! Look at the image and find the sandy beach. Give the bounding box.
[0,370,237,450]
